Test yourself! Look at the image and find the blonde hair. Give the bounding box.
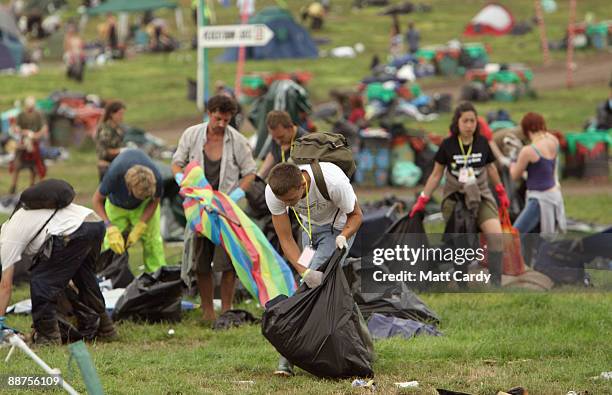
[24,96,36,109]
[124,165,156,200]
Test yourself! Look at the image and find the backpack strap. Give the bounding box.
[310,161,330,201]
[28,208,58,247]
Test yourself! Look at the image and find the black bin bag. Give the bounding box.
[112,266,184,323]
[262,249,374,379]
[96,250,135,289]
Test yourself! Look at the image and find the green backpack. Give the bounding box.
[289,132,356,200]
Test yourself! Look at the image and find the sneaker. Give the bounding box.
[274,357,294,377]
[273,368,294,377]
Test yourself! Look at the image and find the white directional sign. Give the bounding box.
[198,24,274,48]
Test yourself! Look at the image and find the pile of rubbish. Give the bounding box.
[461,63,536,102]
[377,40,489,81]
[549,20,612,51]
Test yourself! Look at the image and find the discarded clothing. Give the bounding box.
[212,309,260,330]
[367,313,442,340]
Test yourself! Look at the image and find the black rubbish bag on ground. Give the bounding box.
[261,249,374,379]
[96,250,134,289]
[534,239,589,285]
[112,266,183,323]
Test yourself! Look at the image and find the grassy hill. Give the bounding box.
[1,0,610,128]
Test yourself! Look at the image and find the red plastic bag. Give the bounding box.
[499,208,526,275]
[480,208,526,276]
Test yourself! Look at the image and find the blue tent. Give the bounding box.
[0,7,24,71]
[218,7,318,62]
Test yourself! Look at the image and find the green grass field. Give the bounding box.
[3,291,611,394]
[1,0,610,128]
[1,1,611,394]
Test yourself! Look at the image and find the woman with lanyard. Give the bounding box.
[409,102,510,286]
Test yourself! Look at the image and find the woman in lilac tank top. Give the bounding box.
[510,112,566,236]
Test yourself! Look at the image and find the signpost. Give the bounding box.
[198,24,274,48]
[197,23,273,106]
[196,0,209,111]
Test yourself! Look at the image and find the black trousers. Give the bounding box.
[30,221,107,326]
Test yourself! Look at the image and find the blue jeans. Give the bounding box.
[513,198,540,234]
[301,224,355,271]
[513,198,541,266]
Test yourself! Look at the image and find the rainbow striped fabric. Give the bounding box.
[179,162,296,305]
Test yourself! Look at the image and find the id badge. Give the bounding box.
[298,246,316,268]
[458,167,469,183]
[465,167,476,184]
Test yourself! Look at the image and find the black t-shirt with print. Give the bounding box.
[434,134,494,179]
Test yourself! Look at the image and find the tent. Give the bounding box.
[86,0,177,15]
[84,0,184,42]
[464,3,514,36]
[219,7,318,62]
[0,7,24,71]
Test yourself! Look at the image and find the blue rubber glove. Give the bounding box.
[228,187,245,202]
[174,172,184,186]
[0,316,19,335]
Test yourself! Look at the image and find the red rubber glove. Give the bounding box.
[495,183,510,210]
[409,193,430,218]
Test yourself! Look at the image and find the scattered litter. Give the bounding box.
[352,379,376,390]
[233,380,255,385]
[600,371,612,380]
[395,381,419,388]
[167,329,175,335]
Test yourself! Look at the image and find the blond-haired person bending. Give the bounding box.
[93,149,167,272]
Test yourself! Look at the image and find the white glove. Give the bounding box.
[301,269,323,288]
[335,235,348,250]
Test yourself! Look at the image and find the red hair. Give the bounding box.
[521,112,547,136]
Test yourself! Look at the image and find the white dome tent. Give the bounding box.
[464,3,515,36]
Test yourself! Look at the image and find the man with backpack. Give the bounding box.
[264,133,363,375]
[0,180,116,345]
[258,110,308,179]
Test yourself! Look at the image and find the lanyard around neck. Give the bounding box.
[291,173,312,244]
[280,133,295,163]
[458,137,473,168]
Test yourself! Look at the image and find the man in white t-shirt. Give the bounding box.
[265,161,363,376]
[0,203,116,345]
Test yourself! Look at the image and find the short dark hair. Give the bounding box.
[449,101,480,137]
[103,100,125,122]
[266,110,293,130]
[206,95,237,115]
[268,163,303,196]
[521,112,547,137]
